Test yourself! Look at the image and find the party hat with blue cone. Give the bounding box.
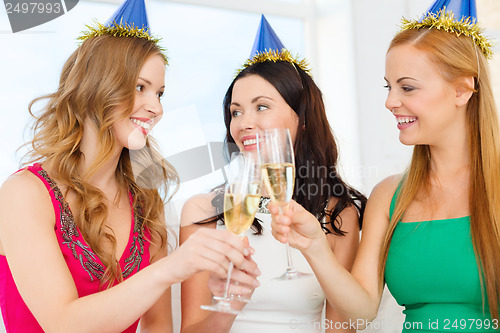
[423,0,477,21]
[250,15,285,58]
[78,0,167,62]
[238,15,310,76]
[106,0,149,31]
[401,0,492,59]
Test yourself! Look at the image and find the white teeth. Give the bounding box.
[397,117,417,125]
[243,138,257,146]
[130,118,152,130]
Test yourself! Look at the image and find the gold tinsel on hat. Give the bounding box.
[237,49,311,76]
[77,21,168,64]
[400,7,493,60]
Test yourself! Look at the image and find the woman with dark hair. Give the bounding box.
[179,27,367,332]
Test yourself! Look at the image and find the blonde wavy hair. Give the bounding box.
[22,34,178,288]
[379,28,500,320]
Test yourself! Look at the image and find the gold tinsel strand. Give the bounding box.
[237,49,311,76]
[77,21,168,64]
[400,8,494,60]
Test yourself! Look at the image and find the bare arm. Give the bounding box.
[0,172,250,333]
[324,203,360,333]
[271,176,400,326]
[180,194,259,333]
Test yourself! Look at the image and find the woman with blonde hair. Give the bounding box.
[0,0,256,332]
[271,1,500,331]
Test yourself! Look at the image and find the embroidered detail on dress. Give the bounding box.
[122,209,144,278]
[258,197,271,214]
[37,168,145,281]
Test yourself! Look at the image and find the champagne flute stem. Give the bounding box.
[223,262,234,300]
[279,205,296,273]
[285,242,294,271]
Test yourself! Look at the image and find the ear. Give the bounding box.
[455,76,475,107]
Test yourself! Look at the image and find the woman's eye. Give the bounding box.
[402,86,415,92]
[157,91,164,99]
[383,84,391,91]
[257,105,268,111]
[136,84,145,92]
[231,110,242,117]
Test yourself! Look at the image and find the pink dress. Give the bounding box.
[0,163,152,332]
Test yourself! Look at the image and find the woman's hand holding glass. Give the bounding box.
[167,228,255,285]
[269,199,327,253]
[201,152,262,314]
[207,244,260,303]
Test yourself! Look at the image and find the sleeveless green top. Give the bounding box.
[385,186,499,332]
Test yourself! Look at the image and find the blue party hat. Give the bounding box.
[105,0,149,31]
[78,0,167,62]
[400,0,492,59]
[250,15,285,58]
[238,15,310,76]
[423,0,477,21]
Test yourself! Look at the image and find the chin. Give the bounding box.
[398,134,417,147]
[126,132,148,150]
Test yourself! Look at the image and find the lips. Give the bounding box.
[241,135,258,151]
[130,117,154,136]
[394,115,418,130]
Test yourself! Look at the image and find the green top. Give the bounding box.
[385,185,499,332]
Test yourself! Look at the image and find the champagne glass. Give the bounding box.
[257,128,310,280]
[201,152,261,314]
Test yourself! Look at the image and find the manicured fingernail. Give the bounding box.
[243,248,249,256]
[255,268,261,275]
[242,287,251,294]
[253,279,260,287]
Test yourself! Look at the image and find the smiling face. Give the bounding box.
[384,44,463,146]
[112,54,165,150]
[229,74,299,152]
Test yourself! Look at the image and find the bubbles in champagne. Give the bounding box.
[261,162,295,205]
[224,193,261,235]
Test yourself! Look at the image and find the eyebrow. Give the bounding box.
[384,76,419,84]
[230,96,274,107]
[138,77,165,89]
[252,96,273,103]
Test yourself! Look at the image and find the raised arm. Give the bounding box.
[322,201,360,333]
[271,176,399,327]
[0,172,250,333]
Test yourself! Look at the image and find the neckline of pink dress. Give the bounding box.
[27,163,146,280]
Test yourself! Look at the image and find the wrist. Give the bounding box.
[155,255,182,287]
[302,232,329,260]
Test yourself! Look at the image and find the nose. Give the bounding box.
[145,93,163,117]
[385,89,402,113]
[240,113,257,131]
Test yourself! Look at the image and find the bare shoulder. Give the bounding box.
[368,174,402,205]
[0,169,52,213]
[179,192,219,227]
[362,174,403,230]
[0,169,55,254]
